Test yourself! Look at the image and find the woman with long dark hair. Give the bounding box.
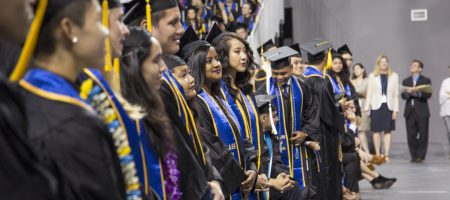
[211,32,266,194]
[328,54,361,198]
[19,0,126,199]
[188,39,257,199]
[120,27,181,200]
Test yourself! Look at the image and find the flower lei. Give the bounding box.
[80,79,142,200]
[162,146,182,200]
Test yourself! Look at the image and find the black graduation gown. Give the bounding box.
[190,95,246,196]
[160,82,222,200]
[21,85,126,200]
[254,76,320,199]
[0,76,57,200]
[304,75,343,200]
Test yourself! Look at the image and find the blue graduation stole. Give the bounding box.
[327,74,351,97]
[303,65,324,78]
[83,69,161,198]
[136,121,166,200]
[220,82,262,170]
[20,68,94,113]
[197,88,244,166]
[162,72,206,164]
[268,77,306,189]
[198,88,245,200]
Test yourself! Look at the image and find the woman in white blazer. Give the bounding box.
[364,55,399,162]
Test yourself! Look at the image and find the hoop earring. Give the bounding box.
[72,37,78,44]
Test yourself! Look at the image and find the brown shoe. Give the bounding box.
[370,155,385,166]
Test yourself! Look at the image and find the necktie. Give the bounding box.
[412,76,419,106]
[282,84,289,97]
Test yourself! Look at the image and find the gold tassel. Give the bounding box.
[102,0,113,72]
[112,58,121,92]
[260,46,265,66]
[10,0,49,81]
[146,0,152,32]
[323,48,332,75]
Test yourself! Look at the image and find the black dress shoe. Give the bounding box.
[378,175,397,189]
[370,176,384,189]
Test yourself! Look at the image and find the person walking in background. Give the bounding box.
[440,65,450,159]
[364,55,399,163]
[351,63,370,152]
[401,59,432,163]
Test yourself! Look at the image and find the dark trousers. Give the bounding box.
[342,152,360,193]
[405,109,429,160]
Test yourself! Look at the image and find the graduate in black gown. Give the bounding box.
[301,39,343,200]
[19,0,126,199]
[163,53,225,200]
[123,1,222,199]
[211,30,270,198]
[254,46,320,200]
[326,54,361,198]
[120,28,183,200]
[0,1,57,198]
[254,94,302,200]
[188,39,258,199]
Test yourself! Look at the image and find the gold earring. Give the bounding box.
[72,36,78,44]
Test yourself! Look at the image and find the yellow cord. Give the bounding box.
[146,0,152,32]
[10,0,49,81]
[102,0,113,72]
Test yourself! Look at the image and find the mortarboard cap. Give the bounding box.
[289,43,302,57]
[255,94,275,113]
[337,44,352,55]
[123,0,178,25]
[177,25,208,60]
[164,55,187,69]
[263,46,298,69]
[257,39,276,56]
[205,23,223,44]
[300,38,332,57]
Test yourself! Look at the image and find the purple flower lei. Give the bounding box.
[162,146,182,200]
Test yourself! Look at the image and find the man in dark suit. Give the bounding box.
[401,59,432,163]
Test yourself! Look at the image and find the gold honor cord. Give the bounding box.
[136,120,150,195]
[10,0,48,81]
[168,77,206,164]
[276,83,293,177]
[198,90,243,166]
[245,94,262,170]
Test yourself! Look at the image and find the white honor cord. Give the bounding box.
[266,70,279,136]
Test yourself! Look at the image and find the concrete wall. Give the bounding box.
[289,0,450,145]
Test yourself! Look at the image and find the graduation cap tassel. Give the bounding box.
[102,0,113,72]
[111,58,121,92]
[10,0,48,81]
[323,48,332,75]
[260,46,265,66]
[146,0,152,32]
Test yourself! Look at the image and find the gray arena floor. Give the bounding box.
[360,142,450,200]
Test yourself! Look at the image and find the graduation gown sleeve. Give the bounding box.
[23,92,126,200]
